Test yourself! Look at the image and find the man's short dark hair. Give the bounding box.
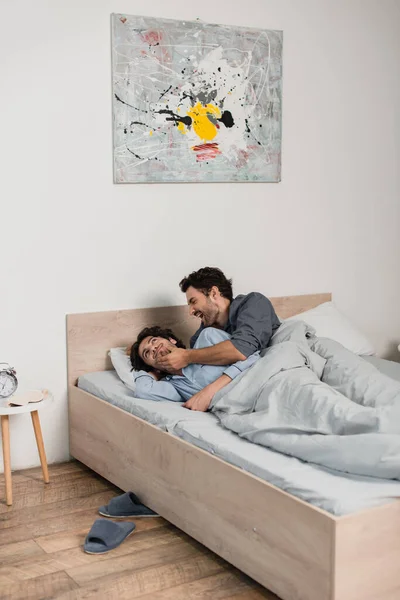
[179,267,233,302]
[130,326,186,372]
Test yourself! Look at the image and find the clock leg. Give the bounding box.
[1,415,12,506]
[31,411,49,484]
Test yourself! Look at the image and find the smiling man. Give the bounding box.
[157,267,281,410]
[129,325,259,410]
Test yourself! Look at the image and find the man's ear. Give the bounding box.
[169,338,177,345]
[210,285,220,299]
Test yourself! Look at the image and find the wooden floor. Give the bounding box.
[0,461,277,600]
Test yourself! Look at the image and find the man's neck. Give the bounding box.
[157,368,184,378]
[215,298,231,328]
[168,368,184,377]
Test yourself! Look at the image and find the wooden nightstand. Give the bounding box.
[0,391,53,505]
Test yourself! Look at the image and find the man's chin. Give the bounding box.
[202,317,214,327]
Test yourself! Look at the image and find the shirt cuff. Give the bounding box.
[230,337,256,358]
[223,364,241,380]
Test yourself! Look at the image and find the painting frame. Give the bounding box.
[111,13,283,183]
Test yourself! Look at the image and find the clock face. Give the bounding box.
[0,371,18,398]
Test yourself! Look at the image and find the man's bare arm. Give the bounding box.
[188,340,245,365]
[158,340,246,371]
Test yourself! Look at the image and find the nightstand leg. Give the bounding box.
[1,415,12,505]
[31,411,49,484]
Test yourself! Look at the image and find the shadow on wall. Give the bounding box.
[383,341,400,363]
[135,293,185,310]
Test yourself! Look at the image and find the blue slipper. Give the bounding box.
[99,492,159,518]
[84,519,135,554]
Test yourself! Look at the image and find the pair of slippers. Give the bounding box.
[84,492,159,555]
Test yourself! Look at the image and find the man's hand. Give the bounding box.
[183,374,232,412]
[183,387,214,412]
[182,340,245,366]
[158,347,190,372]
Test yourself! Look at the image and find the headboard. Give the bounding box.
[66,293,331,387]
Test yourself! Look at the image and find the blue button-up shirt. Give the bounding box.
[133,327,259,402]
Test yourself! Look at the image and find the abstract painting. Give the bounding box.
[111,14,282,183]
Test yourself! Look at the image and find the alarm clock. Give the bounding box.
[0,363,18,398]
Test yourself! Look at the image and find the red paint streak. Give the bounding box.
[193,143,219,151]
[236,149,249,168]
[142,30,162,46]
[192,143,221,162]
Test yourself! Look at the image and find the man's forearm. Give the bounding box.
[187,340,246,366]
[183,374,233,411]
[207,373,232,394]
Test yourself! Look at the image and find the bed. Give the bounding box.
[67,294,400,600]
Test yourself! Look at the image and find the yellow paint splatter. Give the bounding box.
[177,122,186,134]
[149,130,153,136]
[186,102,221,141]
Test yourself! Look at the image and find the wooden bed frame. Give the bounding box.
[67,294,400,600]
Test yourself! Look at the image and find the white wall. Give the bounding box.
[1,0,399,471]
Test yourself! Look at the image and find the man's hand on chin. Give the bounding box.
[158,347,190,372]
[183,387,214,412]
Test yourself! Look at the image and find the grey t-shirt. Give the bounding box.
[190,292,281,357]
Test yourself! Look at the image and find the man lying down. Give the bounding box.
[130,322,400,481]
[130,326,259,407]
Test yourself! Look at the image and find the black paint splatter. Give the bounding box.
[156,109,192,127]
[127,147,142,159]
[219,111,234,128]
[181,91,196,104]
[114,94,148,113]
[158,85,172,100]
[245,119,262,146]
[130,121,149,127]
[127,147,160,161]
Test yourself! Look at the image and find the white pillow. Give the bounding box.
[109,347,136,392]
[285,301,375,356]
